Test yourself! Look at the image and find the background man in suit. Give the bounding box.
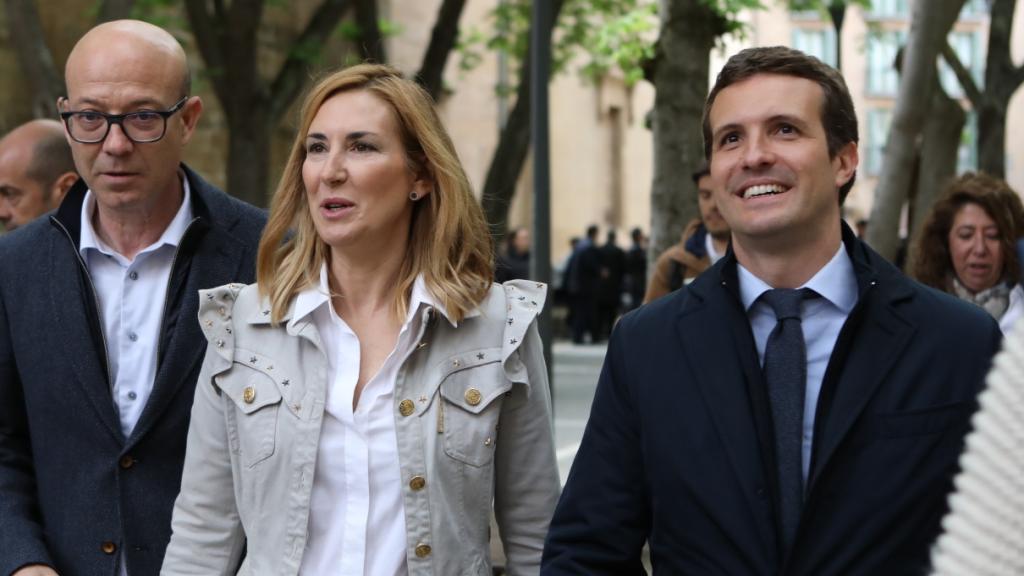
[0,119,78,232]
[0,20,265,576]
[644,163,730,302]
[543,46,1002,575]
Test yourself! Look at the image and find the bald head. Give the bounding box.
[58,19,202,236]
[66,20,190,98]
[0,120,78,231]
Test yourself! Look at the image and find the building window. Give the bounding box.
[792,27,837,67]
[939,31,984,98]
[867,0,909,19]
[866,108,893,177]
[866,30,904,96]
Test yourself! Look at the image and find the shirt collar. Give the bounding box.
[290,263,458,330]
[79,170,194,260]
[705,233,724,264]
[737,242,858,314]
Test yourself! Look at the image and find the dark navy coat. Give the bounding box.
[543,224,1002,575]
[0,166,265,576]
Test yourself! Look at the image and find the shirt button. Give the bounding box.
[127,391,137,400]
[409,476,426,491]
[129,271,138,281]
[101,541,117,554]
[414,543,431,558]
[128,332,138,342]
[399,399,415,417]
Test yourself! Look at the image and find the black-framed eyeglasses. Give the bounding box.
[58,96,189,144]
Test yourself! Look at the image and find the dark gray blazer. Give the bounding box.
[0,166,266,576]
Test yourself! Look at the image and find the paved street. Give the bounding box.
[550,341,606,484]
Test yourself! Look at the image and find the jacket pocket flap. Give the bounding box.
[880,400,975,439]
[217,370,283,414]
[439,359,511,415]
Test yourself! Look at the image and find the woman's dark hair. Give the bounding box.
[911,171,1024,292]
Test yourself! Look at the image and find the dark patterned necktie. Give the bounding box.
[760,288,813,552]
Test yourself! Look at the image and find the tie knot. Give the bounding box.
[761,288,811,320]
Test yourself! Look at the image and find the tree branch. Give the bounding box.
[416,0,466,101]
[268,0,353,120]
[939,41,982,108]
[480,0,567,237]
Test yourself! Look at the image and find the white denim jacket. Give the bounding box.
[161,280,559,575]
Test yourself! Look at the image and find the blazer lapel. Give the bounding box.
[127,223,247,445]
[807,242,917,492]
[46,228,125,443]
[679,267,775,560]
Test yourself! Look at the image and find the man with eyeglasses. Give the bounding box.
[0,20,265,576]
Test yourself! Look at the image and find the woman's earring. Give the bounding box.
[409,191,419,201]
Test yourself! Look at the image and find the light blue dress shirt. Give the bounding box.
[737,243,859,481]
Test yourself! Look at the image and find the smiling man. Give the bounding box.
[0,20,265,576]
[543,46,1002,575]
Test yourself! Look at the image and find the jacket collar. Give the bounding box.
[676,220,919,558]
[51,164,237,250]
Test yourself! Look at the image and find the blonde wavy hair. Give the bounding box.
[256,64,494,324]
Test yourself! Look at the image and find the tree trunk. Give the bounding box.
[5,0,66,118]
[647,0,720,260]
[907,79,964,265]
[479,0,566,241]
[976,0,1023,178]
[97,0,136,22]
[353,0,386,63]
[226,110,272,208]
[866,0,964,261]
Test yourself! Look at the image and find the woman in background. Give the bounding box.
[912,172,1024,333]
[161,64,559,575]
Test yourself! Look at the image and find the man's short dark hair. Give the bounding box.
[586,224,599,240]
[702,46,859,204]
[691,163,710,186]
[26,131,76,198]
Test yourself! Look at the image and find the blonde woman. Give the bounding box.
[161,64,559,575]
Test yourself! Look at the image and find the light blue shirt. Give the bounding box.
[738,243,858,481]
[79,174,194,439]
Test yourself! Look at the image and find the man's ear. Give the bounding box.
[49,171,79,208]
[833,141,858,189]
[179,96,203,145]
[57,97,75,146]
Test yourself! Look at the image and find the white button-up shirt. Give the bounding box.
[738,242,858,481]
[79,176,193,439]
[294,266,450,576]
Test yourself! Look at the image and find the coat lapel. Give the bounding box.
[46,225,125,443]
[126,222,247,446]
[679,265,775,560]
[807,237,917,492]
